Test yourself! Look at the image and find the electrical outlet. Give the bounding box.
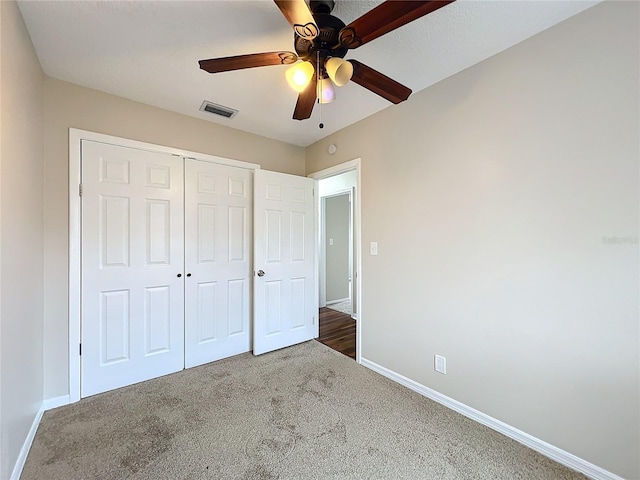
[434,354,446,374]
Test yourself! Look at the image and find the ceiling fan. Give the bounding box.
[199,0,455,121]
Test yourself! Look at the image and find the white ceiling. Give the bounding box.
[18,0,599,147]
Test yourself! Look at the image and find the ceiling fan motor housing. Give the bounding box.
[294,12,348,69]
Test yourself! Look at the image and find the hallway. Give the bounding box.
[317,307,356,359]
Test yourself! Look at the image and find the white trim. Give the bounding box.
[9,394,73,479]
[360,358,623,480]
[10,404,45,480]
[43,395,70,411]
[312,178,320,341]
[321,188,353,198]
[319,196,326,307]
[69,129,81,403]
[326,297,350,305]
[69,128,261,403]
[320,189,354,309]
[308,159,362,364]
[308,159,360,180]
[69,128,260,170]
[348,185,355,322]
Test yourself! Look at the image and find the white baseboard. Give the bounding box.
[326,297,350,305]
[10,405,44,480]
[43,394,71,411]
[10,395,71,480]
[360,357,622,480]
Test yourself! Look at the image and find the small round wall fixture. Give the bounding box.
[328,144,337,155]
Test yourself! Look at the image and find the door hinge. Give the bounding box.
[79,343,82,355]
[79,184,83,196]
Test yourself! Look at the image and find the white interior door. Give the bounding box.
[253,169,317,355]
[184,159,252,368]
[81,140,184,397]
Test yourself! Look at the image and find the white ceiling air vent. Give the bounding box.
[199,100,238,119]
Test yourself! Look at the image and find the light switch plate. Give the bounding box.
[370,241,378,255]
[435,354,446,374]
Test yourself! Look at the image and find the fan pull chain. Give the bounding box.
[317,51,324,129]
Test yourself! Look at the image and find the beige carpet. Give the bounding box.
[22,341,586,480]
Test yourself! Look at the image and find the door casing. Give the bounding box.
[309,159,362,363]
[320,189,353,309]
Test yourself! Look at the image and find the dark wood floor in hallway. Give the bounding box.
[317,307,356,359]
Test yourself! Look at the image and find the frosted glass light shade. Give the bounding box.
[286,62,314,92]
[325,57,353,87]
[317,77,335,104]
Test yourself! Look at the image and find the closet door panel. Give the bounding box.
[184,160,252,368]
[81,140,184,398]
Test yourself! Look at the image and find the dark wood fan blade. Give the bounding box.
[339,1,455,49]
[199,52,298,74]
[348,60,411,104]
[293,74,318,120]
[274,0,319,40]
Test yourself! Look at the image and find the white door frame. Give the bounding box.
[319,189,353,308]
[308,158,362,363]
[69,128,259,403]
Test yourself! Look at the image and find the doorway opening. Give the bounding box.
[310,160,361,362]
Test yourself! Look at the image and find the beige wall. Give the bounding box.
[43,78,306,398]
[5,0,638,477]
[306,2,639,478]
[0,1,45,477]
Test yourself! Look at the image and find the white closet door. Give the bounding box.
[184,159,252,368]
[81,141,184,398]
[253,169,317,355]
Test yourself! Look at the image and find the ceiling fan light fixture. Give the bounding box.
[317,77,335,104]
[286,61,314,92]
[199,0,448,121]
[325,57,353,87]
